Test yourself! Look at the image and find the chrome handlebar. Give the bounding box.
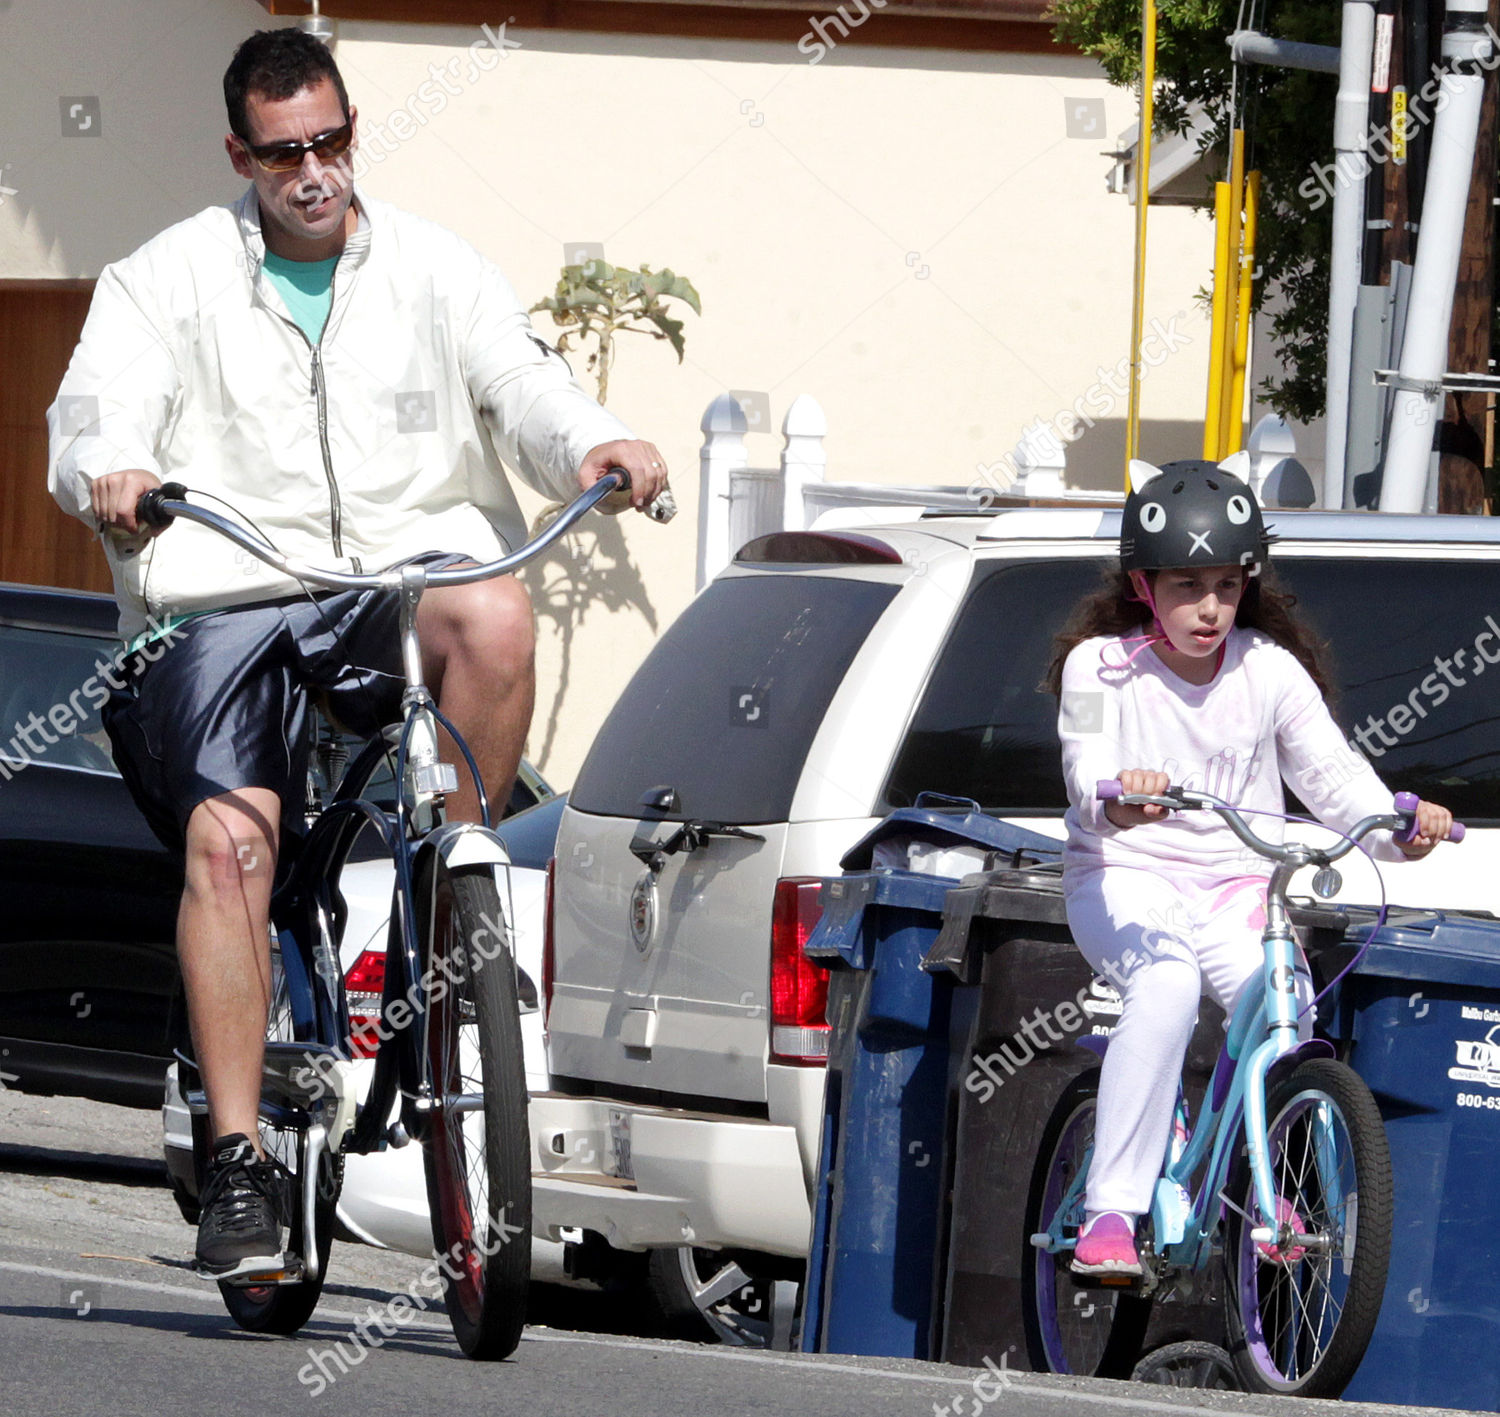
[135,468,632,591]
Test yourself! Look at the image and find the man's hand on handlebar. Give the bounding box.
[1103,768,1173,830]
[578,440,668,511]
[1395,798,1454,859]
[92,469,165,538]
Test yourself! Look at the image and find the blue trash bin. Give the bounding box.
[798,798,1061,1359]
[1322,908,1500,1410]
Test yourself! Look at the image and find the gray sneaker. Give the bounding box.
[195,1133,286,1280]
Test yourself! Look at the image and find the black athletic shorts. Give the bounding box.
[103,555,466,855]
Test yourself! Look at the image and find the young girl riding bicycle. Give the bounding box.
[1049,457,1454,1277]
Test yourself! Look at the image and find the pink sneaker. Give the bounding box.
[1071,1212,1142,1277]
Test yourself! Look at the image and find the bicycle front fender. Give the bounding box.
[409,820,513,878]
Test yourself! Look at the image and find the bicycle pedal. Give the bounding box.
[1068,1268,1147,1293]
[206,1253,305,1287]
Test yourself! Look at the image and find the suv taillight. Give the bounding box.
[343,949,386,1060]
[542,856,556,1024]
[770,877,829,1064]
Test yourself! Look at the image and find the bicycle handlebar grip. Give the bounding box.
[1096,779,1123,801]
[608,465,632,492]
[1392,790,1467,844]
[136,481,187,529]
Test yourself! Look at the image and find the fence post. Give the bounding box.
[698,393,748,589]
[780,394,827,532]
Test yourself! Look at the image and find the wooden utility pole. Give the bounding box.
[1439,0,1498,512]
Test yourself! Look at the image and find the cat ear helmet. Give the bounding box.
[1120,452,1274,576]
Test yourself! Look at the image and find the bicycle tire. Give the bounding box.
[1022,1068,1153,1378]
[420,858,531,1360]
[1223,1058,1392,1398]
[217,950,340,1335]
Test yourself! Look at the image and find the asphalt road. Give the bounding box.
[0,1091,1479,1417]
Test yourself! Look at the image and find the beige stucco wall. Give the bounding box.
[2,0,1221,784]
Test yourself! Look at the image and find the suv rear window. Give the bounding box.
[570,575,898,824]
[882,556,1500,823]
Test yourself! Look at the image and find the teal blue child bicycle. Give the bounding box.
[1023,783,1464,1397]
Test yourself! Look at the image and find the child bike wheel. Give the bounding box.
[1224,1058,1392,1398]
[1022,1068,1153,1378]
[420,858,531,1360]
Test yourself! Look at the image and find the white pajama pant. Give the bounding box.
[1063,862,1285,1217]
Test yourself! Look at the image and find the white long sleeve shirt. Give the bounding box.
[47,187,631,640]
[1059,628,1402,876]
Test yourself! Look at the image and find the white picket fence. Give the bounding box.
[693,397,1320,589]
[694,393,1074,589]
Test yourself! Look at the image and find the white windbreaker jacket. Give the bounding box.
[48,188,632,640]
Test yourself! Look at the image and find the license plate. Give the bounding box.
[607,1109,634,1181]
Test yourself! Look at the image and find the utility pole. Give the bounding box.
[1439,0,1498,512]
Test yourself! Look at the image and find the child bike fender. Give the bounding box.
[1265,1036,1335,1086]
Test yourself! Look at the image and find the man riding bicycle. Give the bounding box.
[45,28,667,1281]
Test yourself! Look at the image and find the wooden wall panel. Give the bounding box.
[0,283,112,594]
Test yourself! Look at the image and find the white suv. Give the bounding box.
[535,505,1500,1341]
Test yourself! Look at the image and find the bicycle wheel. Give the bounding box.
[420,858,531,1360]
[219,946,341,1335]
[1224,1058,1392,1398]
[1022,1068,1153,1377]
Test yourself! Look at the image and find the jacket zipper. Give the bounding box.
[308,346,344,559]
[268,254,355,570]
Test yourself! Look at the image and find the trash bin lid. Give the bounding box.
[805,869,959,970]
[1348,909,1500,988]
[839,794,1063,872]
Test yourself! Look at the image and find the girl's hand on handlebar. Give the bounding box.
[1396,798,1455,859]
[91,468,165,538]
[578,440,668,511]
[1104,768,1173,829]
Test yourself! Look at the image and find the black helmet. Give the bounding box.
[1120,457,1272,574]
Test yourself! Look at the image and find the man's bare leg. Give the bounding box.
[179,787,281,1146]
[417,574,536,822]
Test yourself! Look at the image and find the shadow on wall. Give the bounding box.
[519,514,657,770]
[1065,419,1207,491]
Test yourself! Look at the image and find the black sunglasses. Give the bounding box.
[240,120,353,173]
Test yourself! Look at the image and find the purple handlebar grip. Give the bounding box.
[1393,790,1467,844]
[1393,791,1420,844]
[1096,780,1123,801]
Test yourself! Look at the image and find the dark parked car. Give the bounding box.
[0,580,559,1111]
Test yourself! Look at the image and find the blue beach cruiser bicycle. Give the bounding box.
[1023,782,1464,1397]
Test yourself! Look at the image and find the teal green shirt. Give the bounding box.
[262,251,338,345]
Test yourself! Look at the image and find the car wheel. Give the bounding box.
[646,1246,795,1347]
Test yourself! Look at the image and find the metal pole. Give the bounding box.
[1203,182,1233,458]
[1227,169,1261,454]
[1380,0,1493,511]
[1126,0,1158,472]
[1228,31,1342,73]
[1323,0,1379,509]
